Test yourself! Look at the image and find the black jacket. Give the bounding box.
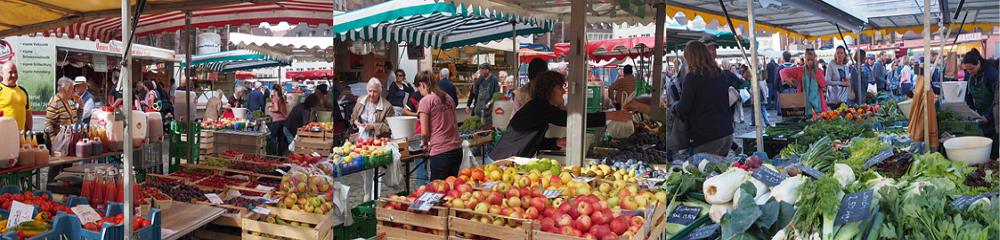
[674,71,734,147]
[490,99,606,160]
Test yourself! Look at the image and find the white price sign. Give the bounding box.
[253,206,271,215]
[255,185,275,192]
[409,193,444,212]
[205,194,224,205]
[542,189,563,198]
[71,205,103,224]
[7,201,33,228]
[478,181,499,190]
[572,177,595,183]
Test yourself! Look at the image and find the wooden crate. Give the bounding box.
[242,206,334,240]
[643,202,669,240]
[376,198,449,240]
[448,208,535,240]
[296,129,335,139]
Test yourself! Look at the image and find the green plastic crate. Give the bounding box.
[335,200,377,239]
[168,121,201,172]
[587,85,602,110]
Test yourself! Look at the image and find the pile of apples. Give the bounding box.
[287,153,323,166]
[332,139,391,163]
[298,122,333,132]
[383,159,666,239]
[272,172,334,215]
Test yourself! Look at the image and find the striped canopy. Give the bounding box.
[31,0,333,42]
[180,50,291,72]
[334,0,554,49]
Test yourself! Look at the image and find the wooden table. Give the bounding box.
[160,201,226,240]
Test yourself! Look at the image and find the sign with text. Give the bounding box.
[542,189,563,199]
[409,193,444,212]
[685,224,720,240]
[71,205,103,224]
[835,189,874,225]
[205,194,224,205]
[7,201,33,228]
[666,205,702,225]
[863,148,894,169]
[752,167,786,187]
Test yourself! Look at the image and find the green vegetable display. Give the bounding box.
[842,137,889,172]
[791,175,845,239]
[800,137,842,173]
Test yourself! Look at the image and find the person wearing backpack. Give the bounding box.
[962,48,999,159]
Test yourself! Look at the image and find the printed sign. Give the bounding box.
[7,201,33,228]
[542,189,563,198]
[255,185,275,192]
[409,193,444,212]
[478,181,499,190]
[252,206,271,215]
[0,39,13,63]
[686,224,720,240]
[795,163,824,179]
[863,148,894,169]
[71,205,103,224]
[835,189,874,225]
[205,194,224,205]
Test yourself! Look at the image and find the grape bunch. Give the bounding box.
[163,185,208,202]
[225,197,267,213]
[595,158,668,179]
[604,149,667,164]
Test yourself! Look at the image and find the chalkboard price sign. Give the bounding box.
[863,148,894,169]
[666,205,702,225]
[752,167,786,187]
[795,163,824,179]
[685,224,720,240]
[835,189,874,225]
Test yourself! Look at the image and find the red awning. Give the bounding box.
[235,71,255,80]
[553,37,665,61]
[36,0,333,42]
[519,48,557,62]
[285,69,333,80]
[553,43,570,59]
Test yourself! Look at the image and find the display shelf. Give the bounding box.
[375,198,449,240]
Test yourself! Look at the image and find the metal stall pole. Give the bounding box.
[922,0,932,148]
[185,12,194,163]
[512,21,519,88]
[120,0,135,237]
[566,0,588,166]
[650,1,667,123]
[747,1,763,152]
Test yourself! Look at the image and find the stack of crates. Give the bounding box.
[168,121,200,172]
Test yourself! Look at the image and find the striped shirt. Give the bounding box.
[45,94,77,140]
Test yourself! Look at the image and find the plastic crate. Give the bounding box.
[1,214,82,240]
[169,122,201,172]
[334,200,376,240]
[587,85,602,110]
[80,202,161,240]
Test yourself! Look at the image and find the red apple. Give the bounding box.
[561,226,578,237]
[506,188,520,198]
[456,183,473,194]
[630,216,645,227]
[574,215,593,232]
[413,186,428,197]
[549,176,563,188]
[542,207,557,218]
[507,196,522,208]
[582,233,595,239]
[540,217,556,232]
[447,190,461,199]
[590,225,611,237]
[489,205,501,215]
[531,188,544,197]
[591,210,611,225]
[525,206,540,219]
[556,213,573,227]
[600,234,619,240]
[471,169,485,181]
[519,187,532,197]
[501,207,514,216]
[488,192,504,205]
[577,201,594,216]
[609,218,628,235]
[459,168,472,178]
[531,197,548,210]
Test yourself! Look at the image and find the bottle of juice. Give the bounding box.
[92,168,105,208]
[81,168,93,202]
[104,168,117,205]
[132,170,142,204]
[115,170,123,202]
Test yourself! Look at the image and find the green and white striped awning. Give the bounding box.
[180,50,291,72]
[333,0,554,49]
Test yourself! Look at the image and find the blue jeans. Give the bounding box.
[412,158,430,187]
[750,106,770,126]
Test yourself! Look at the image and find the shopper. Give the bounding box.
[490,71,631,160]
[350,78,394,138]
[314,84,330,109]
[513,58,549,114]
[825,46,851,107]
[73,77,94,125]
[45,78,78,141]
[466,64,499,124]
[204,90,223,120]
[245,81,266,117]
[142,80,161,112]
[385,69,414,115]
[269,84,289,155]
[609,65,637,106]
[961,48,999,158]
[780,48,829,117]
[437,68,458,105]
[331,79,345,123]
[766,58,780,108]
[887,60,900,95]
[415,70,462,180]
[670,41,735,156]
[851,50,869,105]
[873,53,887,92]
[404,72,429,186]
[285,94,321,140]
[898,56,915,96]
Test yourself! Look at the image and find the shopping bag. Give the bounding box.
[382,142,404,188]
[460,140,480,170]
[738,88,751,104]
[779,92,806,109]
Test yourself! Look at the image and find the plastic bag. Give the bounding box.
[52,127,72,156]
[607,93,636,139]
[382,142,404,188]
[460,140,480,170]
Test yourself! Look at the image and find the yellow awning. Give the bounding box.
[0,0,284,38]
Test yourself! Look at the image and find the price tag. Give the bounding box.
[793,163,824,179]
[478,181,499,190]
[685,224,720,240]
[542,189,563,198]
[666,205,702,225]
[751,168,786,187]
[409,193,444,212]
[252,206,271,215]
[255,185,275,192]
[7,201,33,228]
[311,152,322,158]
[835,189,874,225]
[71,205,103,224]
[863,148,894,169]
[205,194,224,205]
[951,195,983,210]
[572,177,595,183]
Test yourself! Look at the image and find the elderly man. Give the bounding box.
[0,61,30,130]
[46,78,78,141]
[437,68,458,105]
[73,77,94,125]
[245,81,267,117]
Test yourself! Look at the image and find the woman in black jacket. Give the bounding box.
[489,71,631,160]
[673,41,735,156]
